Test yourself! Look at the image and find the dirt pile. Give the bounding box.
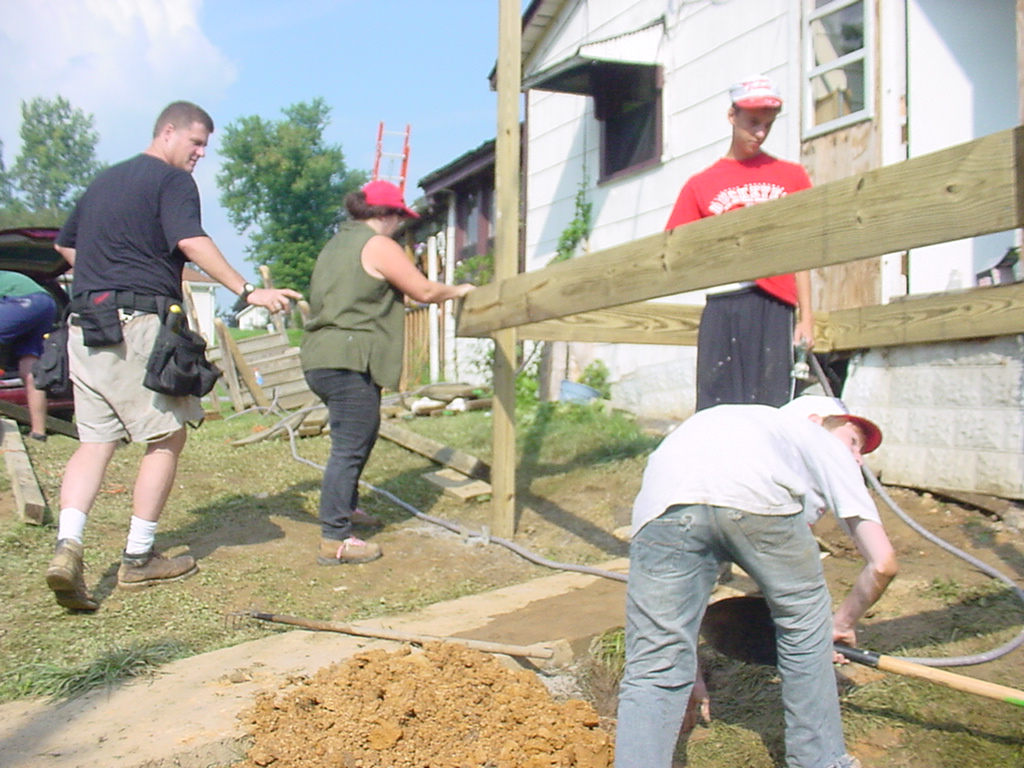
[239,642,614,768]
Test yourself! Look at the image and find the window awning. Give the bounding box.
[522,17,665,95]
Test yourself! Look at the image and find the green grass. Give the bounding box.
[1,639,190,701]
[0,403,654,704]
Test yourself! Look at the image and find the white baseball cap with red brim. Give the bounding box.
[780,395,883,454]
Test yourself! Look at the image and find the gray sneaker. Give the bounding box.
[46,539,99,611]
[117,549,198,590]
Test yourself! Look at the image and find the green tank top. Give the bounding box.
[300,221,405,389]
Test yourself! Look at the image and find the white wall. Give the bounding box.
[905,0,1018,293]
[523,0,803,418]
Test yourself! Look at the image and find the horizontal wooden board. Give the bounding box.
[459,127,1024,337]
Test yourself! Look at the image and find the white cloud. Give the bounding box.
[0,0,236,163]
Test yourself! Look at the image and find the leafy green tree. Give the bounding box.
[216,99,366,292]
[10,96,103,216]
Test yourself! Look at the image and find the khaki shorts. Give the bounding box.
[69,312,205,443]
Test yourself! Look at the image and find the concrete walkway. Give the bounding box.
[0,559,629,768]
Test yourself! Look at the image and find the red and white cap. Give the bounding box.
[729,75,783,109]
[780,395,883,454]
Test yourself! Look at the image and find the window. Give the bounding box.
[525,59,663,183]
[594,64,662,182]
[805,0,872,135]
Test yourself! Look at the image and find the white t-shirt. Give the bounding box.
[632,404,879,535]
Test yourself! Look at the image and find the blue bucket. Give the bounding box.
[559,380,601,403]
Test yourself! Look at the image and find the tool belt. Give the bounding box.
[70,291,165,347]
[142,298,222,398]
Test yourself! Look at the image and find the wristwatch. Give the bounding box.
[233,282,256,312]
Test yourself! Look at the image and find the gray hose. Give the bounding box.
[282,408,628,583]
[810,354,1024,666]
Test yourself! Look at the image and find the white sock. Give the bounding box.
[57,508,88,543]
[125,516,158,556]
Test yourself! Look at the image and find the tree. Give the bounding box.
[10,96,103,217]
[216,99,367,292]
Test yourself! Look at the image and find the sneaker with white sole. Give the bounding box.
[117,549,198,590]
[317,536,382,565]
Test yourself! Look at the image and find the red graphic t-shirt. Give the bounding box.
[665,153,812,305]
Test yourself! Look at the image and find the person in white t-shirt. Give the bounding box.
[615,396,897,768]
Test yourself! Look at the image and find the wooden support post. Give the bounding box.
[491,0,521,539]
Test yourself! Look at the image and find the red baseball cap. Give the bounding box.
[362,180,419,218]
[729,76,783,109]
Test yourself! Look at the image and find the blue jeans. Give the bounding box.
[615,504,854,768]
[304,368,381,540]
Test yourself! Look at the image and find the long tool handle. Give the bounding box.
[836,644,1024,707]
[249,611,555,660]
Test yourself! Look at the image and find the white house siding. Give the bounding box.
[523,0,806,418]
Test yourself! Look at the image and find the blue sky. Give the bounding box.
[0,0,506,292]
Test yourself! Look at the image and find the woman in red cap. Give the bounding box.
[301,180,475,565]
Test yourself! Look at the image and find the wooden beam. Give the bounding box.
[513,283,1024,351]
[0,400,78,439]
[0,418,46,524]
[378,420,491,481]
[823,282,1024,351]
[517,301,703,345]
[491,0,521,539]
[458,127,1024,337]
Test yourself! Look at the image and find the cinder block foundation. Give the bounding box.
[842,336,1024,500]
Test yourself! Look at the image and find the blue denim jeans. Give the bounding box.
[615,504,855,768]
[304,368,381,540]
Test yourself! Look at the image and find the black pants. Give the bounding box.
[304,368,381,540]
[695,287,794,411]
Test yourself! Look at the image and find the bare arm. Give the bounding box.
[55,244,76,266]
[361,235,474,303]
[178,236,302,310]
[793,269,814,348]
[833,517,898,646]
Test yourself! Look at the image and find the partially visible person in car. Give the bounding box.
[0,269,56,440]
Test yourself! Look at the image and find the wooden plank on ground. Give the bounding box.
[0,418,46,524]
[0,400,78,439]
[378,420,491,481]
[458,127,1024,337]
[423,467,492,501]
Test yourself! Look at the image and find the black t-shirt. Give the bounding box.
[58,154,207,300]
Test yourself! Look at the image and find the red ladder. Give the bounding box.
[372,122,411,194]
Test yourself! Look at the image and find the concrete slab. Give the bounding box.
[0,559,630,768]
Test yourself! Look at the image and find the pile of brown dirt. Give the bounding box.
[238,642,614,768]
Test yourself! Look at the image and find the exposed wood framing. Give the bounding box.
[491,0,521,539]
[514,282,1024,352]
[458,127,1024,338]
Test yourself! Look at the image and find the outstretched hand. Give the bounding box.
[248,287,303,314]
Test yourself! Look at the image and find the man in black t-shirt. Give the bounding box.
[46,101,301,612]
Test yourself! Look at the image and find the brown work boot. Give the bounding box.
[317,536,382,565]
[46,539,99,611]
[117,549,198,590]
